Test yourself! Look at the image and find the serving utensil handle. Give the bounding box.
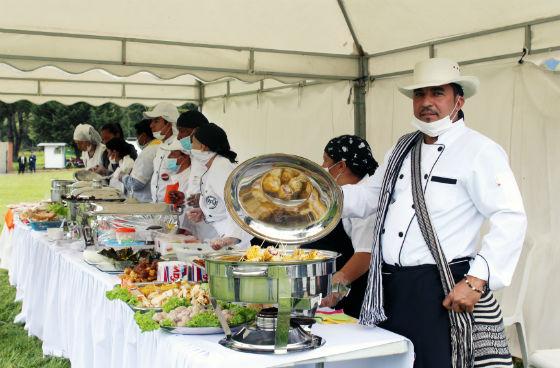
[210,297,232,338]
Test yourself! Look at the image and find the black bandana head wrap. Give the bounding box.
[325,135,378,178]
[194,123,237,163]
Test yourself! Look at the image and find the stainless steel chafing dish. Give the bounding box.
[205,154,344,354]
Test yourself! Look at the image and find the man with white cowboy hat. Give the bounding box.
[143,102,180,202]
[338,58,526,367]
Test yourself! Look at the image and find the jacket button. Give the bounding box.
[381,228,385,234]
[398,232,404,237]
[438,146,443,152]
[411,204,415,209]
[399,174,404,179]
[424,174,428,179]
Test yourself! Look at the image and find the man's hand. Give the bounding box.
[186,208,204,223]
[209,237,239,250]
[168,190,186,206]
[442,275,486,313]
[186,194,201,208]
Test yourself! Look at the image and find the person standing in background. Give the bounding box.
[28,152,37,173]
[17,154,27,174]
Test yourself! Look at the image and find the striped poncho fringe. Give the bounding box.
[359,131,421,325]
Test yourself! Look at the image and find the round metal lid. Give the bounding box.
[225,154,342,245]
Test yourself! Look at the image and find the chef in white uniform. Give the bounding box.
[73,123,105,170]
[343,58,526,367]
[120,120,161,202]
[106,137,135,193]
[186,123,252,249]
[143,102,179,203]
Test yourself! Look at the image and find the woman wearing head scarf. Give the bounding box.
[73,123,106,170]
[185,123,252,249]
[106,138,135,192]
[301,135,379,318]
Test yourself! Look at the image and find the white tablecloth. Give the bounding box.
[1,221,414,368]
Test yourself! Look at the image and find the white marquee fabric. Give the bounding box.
[203,81,354,163]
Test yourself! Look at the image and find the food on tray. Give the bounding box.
[108,282,259,332]
[98,248,161,263]
[261,167,312,201]
[20,207,58,222]
[239,170,327,227]
[222,245,324,263]
[120,258,159,283]
[47,202,68,218]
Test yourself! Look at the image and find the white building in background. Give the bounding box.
[37,143,66,169]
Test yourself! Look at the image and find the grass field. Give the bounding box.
[11,148,78,172]
[0,170,72,367]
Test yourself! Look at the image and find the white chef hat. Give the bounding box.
[73,123,102,144]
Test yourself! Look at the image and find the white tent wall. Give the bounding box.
[202,81,354,163]
[365,58,560,354]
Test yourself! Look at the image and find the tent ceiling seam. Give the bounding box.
[0,27,358,59]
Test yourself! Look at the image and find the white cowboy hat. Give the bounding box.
[399,58,479,99]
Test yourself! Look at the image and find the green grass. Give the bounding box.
[0,170,74,226]
[0,170,72,367]
[0,270,70,368]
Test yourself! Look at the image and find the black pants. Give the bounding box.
[379,259,470,368]
[18,164,25,174]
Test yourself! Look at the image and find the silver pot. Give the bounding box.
[51,180,74,202]
[205,250,337,307]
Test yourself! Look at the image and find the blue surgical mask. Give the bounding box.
[179,136,192,152]
[166,158,179,172]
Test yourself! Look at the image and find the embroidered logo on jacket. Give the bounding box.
[205,196,218,209]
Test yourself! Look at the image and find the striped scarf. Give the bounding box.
[359,132,512,368]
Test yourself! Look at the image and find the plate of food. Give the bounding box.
[106,281,258,333]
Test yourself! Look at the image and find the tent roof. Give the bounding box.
[0,0,559,105]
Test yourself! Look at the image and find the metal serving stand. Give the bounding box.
[204,154,344,354]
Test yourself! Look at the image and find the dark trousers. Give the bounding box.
[379,259,470,368]
[18,163,25,174]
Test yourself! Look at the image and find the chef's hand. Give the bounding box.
[320,271,351,307]
[186,208,204,223]
[168,190,186,206]
[209,237,240,250]
[186,194,201,208]
[442,275,486,313]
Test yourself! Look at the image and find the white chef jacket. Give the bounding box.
[342,119,527,290]
[81,144,106,170]
[342,174,375,253]
[122,139,161,203]
[198,155,252,247]
[150,135,177,203]
[109,155,134,193]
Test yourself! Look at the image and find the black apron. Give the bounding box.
[301,220,369,318]
[379,258,471,368]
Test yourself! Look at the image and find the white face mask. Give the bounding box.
[190,149,215,165]
[153,131,165,141]
[323,161,343,184]
[411,99,460,138]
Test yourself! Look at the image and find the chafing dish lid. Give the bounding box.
[225,154,342,245]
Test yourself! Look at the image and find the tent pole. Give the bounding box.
[197,81,205,111]
[353,56,368,139]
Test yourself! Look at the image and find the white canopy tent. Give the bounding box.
[1,0,560,361]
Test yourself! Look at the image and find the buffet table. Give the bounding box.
[0,221,414,368]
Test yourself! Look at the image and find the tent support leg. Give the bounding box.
[353,56,368,139]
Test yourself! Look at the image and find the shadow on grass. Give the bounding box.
[0,269,70,368]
